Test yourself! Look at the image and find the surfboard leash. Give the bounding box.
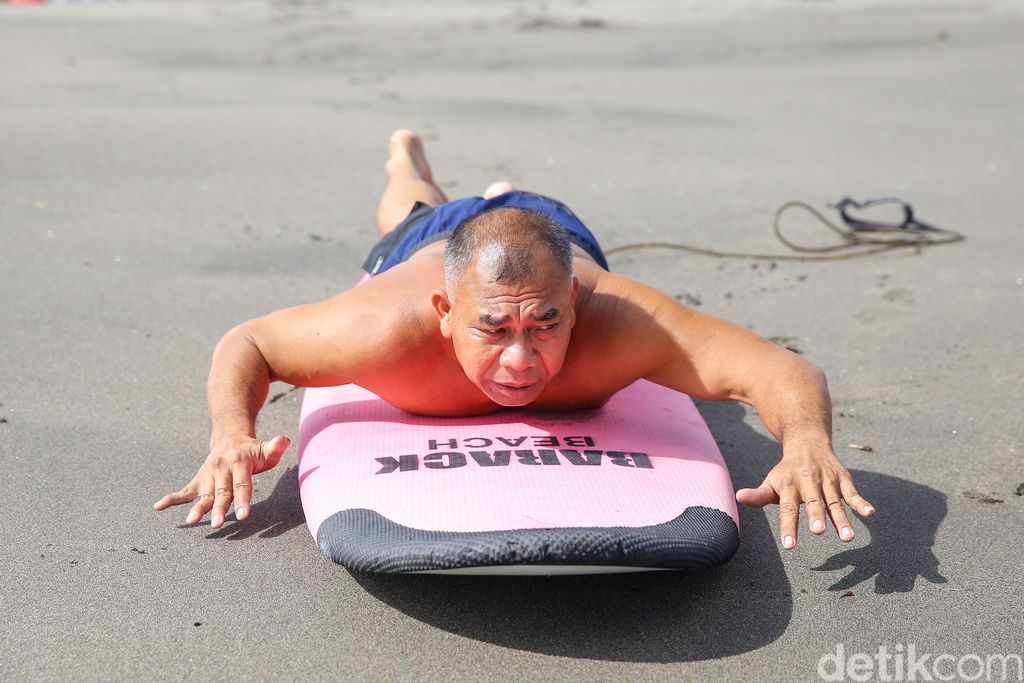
[605,198,965,262]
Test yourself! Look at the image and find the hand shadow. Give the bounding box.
[812,470,948,593]
[202,465,305,541]
[351,398,794,664]
[699,401,948,595]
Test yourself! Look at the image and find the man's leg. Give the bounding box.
[376,130,449,237]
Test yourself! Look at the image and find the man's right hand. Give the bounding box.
[153,434,291,528]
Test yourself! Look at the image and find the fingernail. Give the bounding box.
[864,506,875,515]
[186,511,198,524]
[812,520,825,533]
[212,514,224,527]
[783,535,795,549]
[840,527,854,541]
[235,507,246,519]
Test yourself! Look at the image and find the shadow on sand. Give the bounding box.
[349,400,793,663]
[204,399,948,662]
[202,466,306,541]
[810,469,947,593]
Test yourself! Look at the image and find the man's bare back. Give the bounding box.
[155,129,875,554]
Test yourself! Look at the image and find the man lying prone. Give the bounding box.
[155,130,875,550]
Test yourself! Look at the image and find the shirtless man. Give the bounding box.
[155,129,875,550]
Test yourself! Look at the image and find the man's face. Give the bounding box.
[434,248,579,407]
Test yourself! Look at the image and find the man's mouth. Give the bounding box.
[494,381,537,396]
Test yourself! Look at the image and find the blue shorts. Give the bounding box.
[362,190,610,276]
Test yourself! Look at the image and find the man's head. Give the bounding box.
[432,207,580,407]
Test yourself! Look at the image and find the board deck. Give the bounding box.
[297,379,739,575]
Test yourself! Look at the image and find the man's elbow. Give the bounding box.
[791,357,829,398]
[215,321,258,354]
[749,348,827,401]
[213,321,276,380]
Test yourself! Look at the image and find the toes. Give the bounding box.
[388,129,421,152]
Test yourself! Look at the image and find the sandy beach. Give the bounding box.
[2,0,1022,679]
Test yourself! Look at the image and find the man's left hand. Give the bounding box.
[735,443,875,549]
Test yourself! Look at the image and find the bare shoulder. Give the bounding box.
[245,256,444,388]
[530,262,688,407]
[570,262,767,389]
[575,262,692,334]
[582,262,664,300]
[574,261,785,401]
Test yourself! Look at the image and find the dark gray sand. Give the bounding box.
[2,1,1022,680]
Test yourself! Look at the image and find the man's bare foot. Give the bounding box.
[387,129,437,182]
[483,180,514,199]
[375,129,450,235]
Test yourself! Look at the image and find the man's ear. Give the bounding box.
[431,289,454,339]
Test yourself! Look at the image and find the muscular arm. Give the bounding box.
[206,326,273,448]
[643,293,833,447]
[207,289,376,442]
[595,272,875,548]
[156,279,415,528]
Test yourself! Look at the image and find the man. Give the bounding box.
[154,129,875,550]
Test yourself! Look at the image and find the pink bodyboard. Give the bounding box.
[298,380,739,574]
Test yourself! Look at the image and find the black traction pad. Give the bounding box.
[318,506,739,573]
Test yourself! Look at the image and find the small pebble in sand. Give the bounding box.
[674,292,701,307]
[963,490,1004,505]
[1015,483,1024,497]
[841,591,854,598]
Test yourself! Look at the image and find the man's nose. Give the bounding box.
[500,336,537,373]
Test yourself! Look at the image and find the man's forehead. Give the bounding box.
[458,271,571,301]
[451,254,573,318]
[469,242,565,280]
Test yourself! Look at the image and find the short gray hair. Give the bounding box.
[444,207,574,298]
